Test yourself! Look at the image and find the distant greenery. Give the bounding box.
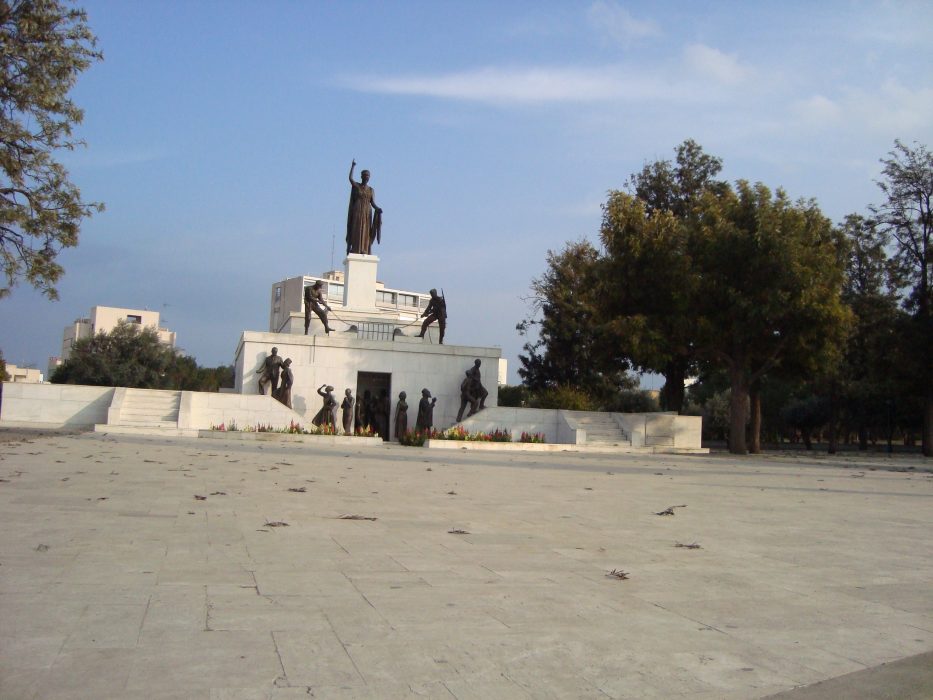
[51,321,233,391]
[497,383,658,413]
[0,348,10,381]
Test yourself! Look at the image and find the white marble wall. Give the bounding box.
[180,392,307,431]
[0,382,114,427]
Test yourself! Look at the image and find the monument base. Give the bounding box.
[234,331,500,436]
[343,254,379,311]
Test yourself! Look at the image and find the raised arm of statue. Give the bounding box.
[348,159,356,183]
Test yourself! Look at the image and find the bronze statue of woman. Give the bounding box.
[346,160,382,255]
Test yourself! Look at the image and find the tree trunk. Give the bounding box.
[802,429,812,450]
[749,383,761,454]
[660,358,687,414]
[728,363,748,454]
[828,381,838,455]
[924,390,933,458]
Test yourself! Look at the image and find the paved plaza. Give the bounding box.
[1,429,931,699]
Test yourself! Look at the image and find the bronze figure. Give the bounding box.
[456,370,479,422]
[304,281,333,335]
[312,384,338,428]
[417,288,447,344]
[394,391,408,439]
[346,160,382,255]
[341,389,354,434]
[273,358,293,408]
[256,347,284,396]
[416,388,436,432]
[456,359,488,421]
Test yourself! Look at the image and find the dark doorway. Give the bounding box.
[357,371,391,440]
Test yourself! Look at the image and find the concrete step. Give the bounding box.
[124,398,179,407]
[120,406,178,420]
[115,389,182,428]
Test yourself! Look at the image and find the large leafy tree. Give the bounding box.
[598,193,697,412]
[870,140,933,456]
[517,240,632,400]
[0,0,103,299]
[51,321,233,391]
[52,321,179,388]
[596,140,726,412]
[692,182,850,453]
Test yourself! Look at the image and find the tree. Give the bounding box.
[1,0,103,299]
[870,140,933,456]
[517,240,633,400]
[596,139,727,413]
[195,365,234,392]
[51,322,234,391]
[692,182,850,454]
[0,347,10,381]
[838,214,904,450]
[52,321,179,388]
[598,192,697,412]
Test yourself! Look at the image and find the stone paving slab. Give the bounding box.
[0,429,931,699]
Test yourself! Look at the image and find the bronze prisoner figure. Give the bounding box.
[466,359,488,410]
[457,370,479,422]
[346,160,383,255]
[312,385,338,428]
[394,391,408,439]
[457,359,488,421]
[416,389,436,432]
[341,389,354,434]
[304,281,333,335]
[273,358,293,409]
[256,347,284,396]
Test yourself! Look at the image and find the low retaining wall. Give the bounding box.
[456,406,704,451]
[0,382,114,427]
[180,392,307,431]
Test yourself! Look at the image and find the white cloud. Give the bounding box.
[345,66,676,104]
[789,81,933,134]
[843,79,933,133]
[587,1,659,45]
[791,95,843,126]
[683,43,752,85]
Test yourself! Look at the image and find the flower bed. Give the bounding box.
[399,426,512,446]
[210,420,367,437]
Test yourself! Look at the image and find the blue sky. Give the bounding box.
[1,1,931,386]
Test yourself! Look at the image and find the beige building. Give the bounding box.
[61,306,177,360]
[5,364,44,383]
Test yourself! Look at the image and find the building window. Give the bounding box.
[327,284,343,300]
[126,315,142,324]
[274,287,282,301]
[377,290,396,305]
[399,293,418,307]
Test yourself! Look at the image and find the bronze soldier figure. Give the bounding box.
[417,288,446,344]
